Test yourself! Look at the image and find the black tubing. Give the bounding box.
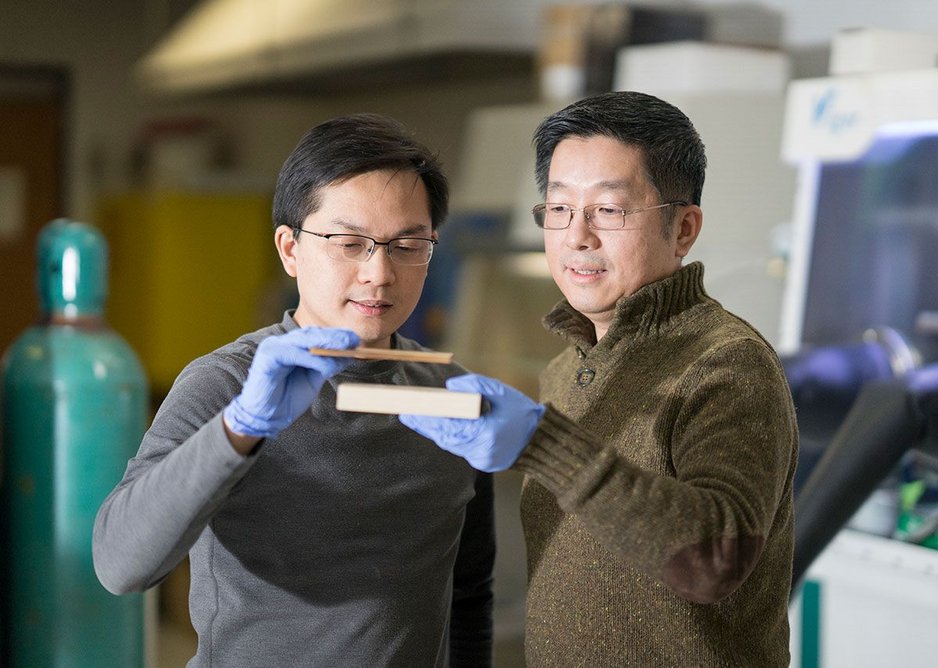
[792,378,927,588]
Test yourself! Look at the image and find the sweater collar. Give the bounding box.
[542,261,709,349]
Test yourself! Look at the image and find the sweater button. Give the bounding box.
[576,367,595,386]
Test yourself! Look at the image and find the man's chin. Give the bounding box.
[564,296,615,321]
[349,322,399,349]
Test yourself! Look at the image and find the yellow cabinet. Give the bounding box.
[97,191,281,395]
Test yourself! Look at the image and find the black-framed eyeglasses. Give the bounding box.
[295,230,437,266]
[532,201,688,230]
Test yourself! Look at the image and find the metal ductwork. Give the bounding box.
[136,0,543,95]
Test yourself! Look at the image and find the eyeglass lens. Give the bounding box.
[533,204,636,230]
[326,234,433,265]
[533,202,682,230]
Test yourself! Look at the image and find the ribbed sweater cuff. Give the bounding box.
[513,404,607,496]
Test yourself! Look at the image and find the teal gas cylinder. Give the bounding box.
[0,219,148,667]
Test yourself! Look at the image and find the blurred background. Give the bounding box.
[3,1,938,666]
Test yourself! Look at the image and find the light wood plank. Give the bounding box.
[336,383,481,418]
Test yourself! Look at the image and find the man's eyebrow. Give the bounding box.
[393,224,433,237]
[328,218,431,237]
[546,179,634,193]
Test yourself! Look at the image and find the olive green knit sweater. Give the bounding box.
[514,262,798,667]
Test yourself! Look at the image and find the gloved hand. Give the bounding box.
[224,327,360,438]
[399,373,545,472]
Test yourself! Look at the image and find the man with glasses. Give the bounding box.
[93,114,494,667]
[401,92,798,665]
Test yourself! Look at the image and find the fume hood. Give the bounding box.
[135,0,544,95]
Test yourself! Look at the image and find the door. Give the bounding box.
[0,65,68,355]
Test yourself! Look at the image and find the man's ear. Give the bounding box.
[274,225,299,278]
[674,205,703,258]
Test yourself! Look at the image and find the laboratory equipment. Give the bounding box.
[780,28,938,667]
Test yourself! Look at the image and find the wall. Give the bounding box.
[1,0,153,218]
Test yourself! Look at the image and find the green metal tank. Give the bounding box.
[0,218,148,667]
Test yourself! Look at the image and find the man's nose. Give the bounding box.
[564,210,599,249]
[358,245,396,283]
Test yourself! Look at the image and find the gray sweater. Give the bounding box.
[93,312,494,667]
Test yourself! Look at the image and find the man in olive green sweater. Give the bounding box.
[401,91,799,666]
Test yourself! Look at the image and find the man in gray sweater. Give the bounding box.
[93,114,495,667]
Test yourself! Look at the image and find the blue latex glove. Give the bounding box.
[399,373,545,472]
[224,327,360,438]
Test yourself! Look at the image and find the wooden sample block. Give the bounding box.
[335,383,482,418]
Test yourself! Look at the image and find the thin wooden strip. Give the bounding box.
[308,346,454,364]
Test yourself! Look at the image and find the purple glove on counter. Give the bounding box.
[400,373,545,472]
[224,327,359,438]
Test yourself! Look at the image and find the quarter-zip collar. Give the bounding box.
[542,262,709,352]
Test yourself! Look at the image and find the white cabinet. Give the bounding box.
[790,530,938,668]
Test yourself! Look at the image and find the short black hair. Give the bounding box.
[273,113,448,231]
[533,91,706,207]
